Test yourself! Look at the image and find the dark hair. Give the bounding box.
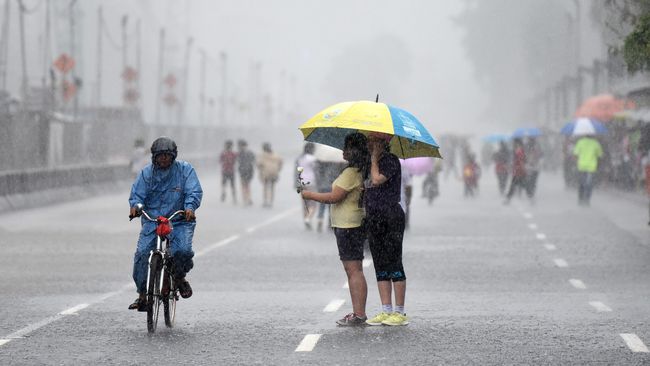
[344,133,369,179]
[303,142,315,155]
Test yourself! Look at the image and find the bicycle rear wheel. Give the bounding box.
[162,269,177,328]
[147,254,163,333]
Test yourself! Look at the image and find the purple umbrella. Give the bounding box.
[400,157,435,176]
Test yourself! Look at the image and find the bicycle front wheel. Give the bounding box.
[147,254,163,333]
[162,269,177,328]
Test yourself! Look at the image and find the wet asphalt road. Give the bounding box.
[1,163,650,365]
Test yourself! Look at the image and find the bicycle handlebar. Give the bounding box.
[129,209,185,222]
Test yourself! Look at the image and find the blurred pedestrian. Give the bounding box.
[296,143,318,229]
[313,146,347,232]
[301,133,369,326]
[422,160,442,205]
[399,161,413,229]
[492,141,510,195]
[462,152,481,197]
[257,142,283,208]
[219,140,238,204]
[237,139,255,206]
[573,134,603,206]
[364,132,408,326]
[503,138,526,205]
[525,137,543,202]
[129,138,149,177]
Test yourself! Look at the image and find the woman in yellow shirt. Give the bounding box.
[301,133,369,326]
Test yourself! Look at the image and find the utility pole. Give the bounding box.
[136,18,141,109]
[121,15,128,107]
[18,0,28,102]
[178,37,193,125]
[219,51,227,125]
[0,0,9,91]
[199,49,206,126]
[69,0,78,118]
[96,5,102,106]
[154,28,165,124]
[42,0,51,109]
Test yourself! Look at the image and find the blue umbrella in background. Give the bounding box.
[512,127,542,138]
[560,117,608,136]
[482,133,511,143]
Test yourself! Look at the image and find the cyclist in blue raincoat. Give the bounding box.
[128,136,203,311]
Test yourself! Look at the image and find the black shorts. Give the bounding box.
[366,206,406,282]
[222,172,235,185]
[334,226,366,261]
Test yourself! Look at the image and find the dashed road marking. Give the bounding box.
[527,223,538,230]
[0,207,299,348]
[295,334,322,352]
[536,233,547,240]
[544,243,557,251]
[589,301,612,312]
[323,299,345,312]
[195,234,240,257]
[554,258,568,268]
[59,303,89,315]
[569,279,586,289]
[621,334,649,353]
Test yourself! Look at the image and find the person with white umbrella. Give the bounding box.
[562,118,606,206]
[573,133,603,206]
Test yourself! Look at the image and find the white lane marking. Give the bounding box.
[621,334,649,353]
[527,223,538,230]
[589,301,612,312]
[295,334,322,352]
[523,213,533,219]
[0,207,298,347]
[342,281,349,289]
[554,258,568,268]
[536,233,547,240]
[544,243,557,251]
[4,314,64,341]
[59,303,89,315]
[569,279,586,289]
[245,208,299,233]
[195,234,241,257]
[323,299,345,312]
[362,258,372,268]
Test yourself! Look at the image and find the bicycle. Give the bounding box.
[130,204,184,333]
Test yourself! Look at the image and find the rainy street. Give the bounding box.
[4,1,650,365]
[0,166,649,365]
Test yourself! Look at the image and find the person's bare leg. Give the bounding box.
[377,280,392,308]
[342,260,367,317]
[394,280,406,309]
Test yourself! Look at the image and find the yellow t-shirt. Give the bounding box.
[330,167,365,228]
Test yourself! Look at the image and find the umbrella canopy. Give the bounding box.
[512,127,542,138]
[575,94,634,122]
[399,157,434,176]
[482,133,511,143]
[560,117,608,136]
[299,100,441,159]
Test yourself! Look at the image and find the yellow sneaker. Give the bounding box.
[365,312,391,326]
[382,312,409,326]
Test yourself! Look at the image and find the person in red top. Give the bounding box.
[503,138,526,205]
[219,140,238,203]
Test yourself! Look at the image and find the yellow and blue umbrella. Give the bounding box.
[299,100,441,159]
